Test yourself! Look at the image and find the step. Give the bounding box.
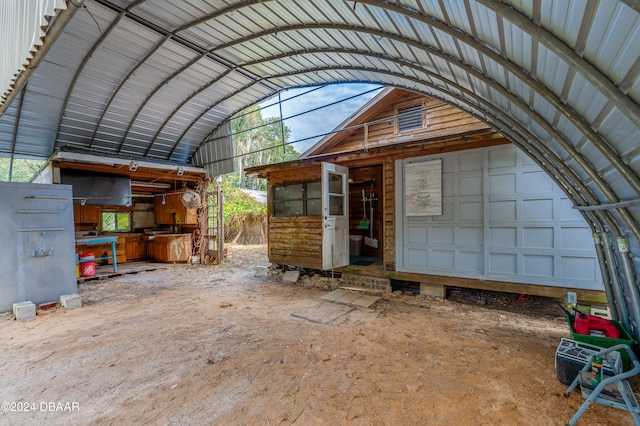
[341,273,390,292]
[321,288,380,308]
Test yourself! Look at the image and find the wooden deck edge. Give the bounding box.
[337,265,607,304]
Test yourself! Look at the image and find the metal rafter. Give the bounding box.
[174,0,278,33]
[355,0,640,132]
[74,2,640,195]
[143,69,235,156]
[190,61,617,224]
[345,0,640,196]
[164,19,640,198]
[108,1,281,153]
[171,21,639,201]
[54,9,127,151]
[0,1,83,118]
[88,34,171,149]
[8,85,27,181]
[205,58,640,239]
[165,78,281,160]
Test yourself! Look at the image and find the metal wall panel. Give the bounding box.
[397,145,602,290]
[0,182,76,312]
[191,120,233,177]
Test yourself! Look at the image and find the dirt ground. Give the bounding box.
[0,245,636,425]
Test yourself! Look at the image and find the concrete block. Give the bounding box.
[60,294,82,310]
[283,270,300,283]
[420,282,446,298]
[13,301,36,320]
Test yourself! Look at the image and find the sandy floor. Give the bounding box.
[0,245,636,425]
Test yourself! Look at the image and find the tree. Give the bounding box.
[228,105,299,190]
[0,158,47,182]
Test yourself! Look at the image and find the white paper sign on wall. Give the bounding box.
[404,159,442,216]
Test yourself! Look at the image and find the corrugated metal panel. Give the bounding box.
[0,0,67,99]
[192,120,233,177]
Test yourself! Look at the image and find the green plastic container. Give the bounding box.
[565,316,634,370]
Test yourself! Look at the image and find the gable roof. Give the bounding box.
[301,87,400,158]
[301,87,495,158]
[245,88,505,178]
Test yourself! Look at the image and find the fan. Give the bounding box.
[181,190,201,209]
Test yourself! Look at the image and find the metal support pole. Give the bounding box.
[615,236,640,339]
[593,233,619,321]
[216,178,224,265]
[601,233,631,332]
[278,92,286,155]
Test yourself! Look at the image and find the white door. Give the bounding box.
[321,162,349,270]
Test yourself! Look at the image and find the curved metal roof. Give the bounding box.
[2,0,640,338]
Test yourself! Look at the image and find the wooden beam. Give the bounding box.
[336,265,607,303]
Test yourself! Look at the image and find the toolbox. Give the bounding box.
[555,338,621,385]
[565,316,634,369]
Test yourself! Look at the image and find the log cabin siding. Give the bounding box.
[268,216,323,269]
[266,167,324,270]
[383,155,396,270]
[255,90,508,271]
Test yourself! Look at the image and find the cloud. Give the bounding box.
[260,83,384,153]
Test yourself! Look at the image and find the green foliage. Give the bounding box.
[212,104,297,242]
[0,158,47,182]
[222,181,266,217]
[226,105,299,190]
[102,212,131,232]
[221,181,266,242]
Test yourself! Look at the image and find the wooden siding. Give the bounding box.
[321,93,490,155]
[268,216,323,270]
[383,155,396,270]
[250,88,606,298]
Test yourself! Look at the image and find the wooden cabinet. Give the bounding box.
[124,234,146,261]
[147,234,192,262]
[154,194,197,225]
[73,204,101,224]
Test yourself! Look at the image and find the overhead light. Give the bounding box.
[129,160,139,171]
[177,166,184,176]
[131,180,171,189]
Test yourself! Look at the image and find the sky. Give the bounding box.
[258,83,384,154]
